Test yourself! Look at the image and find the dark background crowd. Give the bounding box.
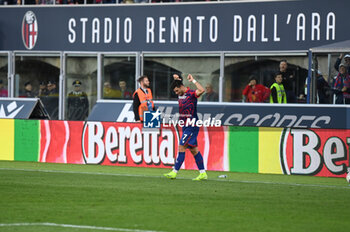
[240,56,350,105]
[0,0,217,5]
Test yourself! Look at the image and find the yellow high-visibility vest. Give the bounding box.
[270,83,287,103]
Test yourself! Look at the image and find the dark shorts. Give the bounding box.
[179,126,200,147]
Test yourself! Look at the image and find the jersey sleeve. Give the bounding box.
[191,89,200,98]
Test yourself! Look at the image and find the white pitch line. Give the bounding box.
[0,167,349,190]
[0,222,163,232]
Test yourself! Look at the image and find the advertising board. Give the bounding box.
[0,119,348,178]
[39,120,228,171]
[281,128,349,177]
[88,101,350,129]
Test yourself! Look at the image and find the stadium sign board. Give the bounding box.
[88,101,350,129]
[1,0,350,52]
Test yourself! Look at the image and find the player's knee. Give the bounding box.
[189,147,198,155]
[179,145,187,152]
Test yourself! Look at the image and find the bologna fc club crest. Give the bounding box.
[22,11,38,50]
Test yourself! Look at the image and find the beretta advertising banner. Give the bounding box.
[0,119,349,178]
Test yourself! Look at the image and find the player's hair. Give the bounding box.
[138,75,148,83]
[170,80,184,90]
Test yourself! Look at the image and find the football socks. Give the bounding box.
[174,152,185,171]
[194,152,205,171]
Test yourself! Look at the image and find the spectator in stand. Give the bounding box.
[242,75,270,103]
[44,80,59,119]
[279,60,296,103]
[300,70,331,104]
[334,53,350,74]
[103,81,121,99]
[67,80,89,121]
[58,0,85,4]
[201,83,218,102]
[103,0,116,3]
[270,72,287,104]
[333,63,350,104]
[21,81,35,98]
[119,80,132,99]
[37,81,48,97]
[0,80,8,97]
[37,0,54,4]
[316,70,331,104]
[47,81,59,97]
[17,0,38,4]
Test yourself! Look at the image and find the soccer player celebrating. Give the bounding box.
[164,74,208,181]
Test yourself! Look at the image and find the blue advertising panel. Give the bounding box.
[0,98,49,119]
[88,100,350,129]
[0,0,349,52]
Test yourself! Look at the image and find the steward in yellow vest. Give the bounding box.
[133,75,155,122]
[270,72,287,103]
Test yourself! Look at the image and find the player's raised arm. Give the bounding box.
[187,74,205,97]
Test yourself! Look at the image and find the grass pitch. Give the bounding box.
[0,161,349,232]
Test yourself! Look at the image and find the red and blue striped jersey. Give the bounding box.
[178,88,199,122]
